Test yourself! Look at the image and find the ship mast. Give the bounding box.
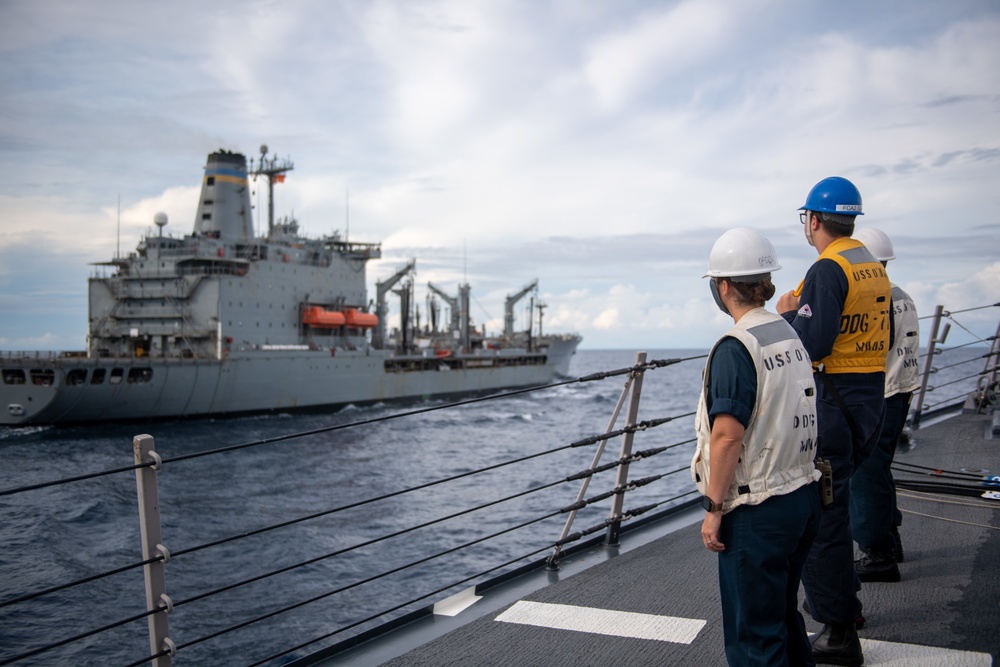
[251,144,294,237]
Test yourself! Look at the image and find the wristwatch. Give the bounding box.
[701,496,723,513]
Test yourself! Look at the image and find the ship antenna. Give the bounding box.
[116,194,121,259]
[346,188,349,242]
[251,144,294,237]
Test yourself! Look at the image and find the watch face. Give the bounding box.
[701,496,712,511]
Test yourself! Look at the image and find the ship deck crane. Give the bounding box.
[374,259,416,349]
[428,281,472,351]
[427,282,461,334]
[504,279,538,339]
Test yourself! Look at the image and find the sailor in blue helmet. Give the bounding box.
[850,228,919,579]
[694,228,822,666]
[776,177,894,666]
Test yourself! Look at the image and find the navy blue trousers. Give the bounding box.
[851,391,911,553]
[801,375,884,625]
[718,484,821,666]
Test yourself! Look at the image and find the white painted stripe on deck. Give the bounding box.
[433,586,482,617]
[494,600,705,644]
[859,638,992,666]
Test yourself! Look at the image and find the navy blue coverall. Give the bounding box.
[781,259,891,626]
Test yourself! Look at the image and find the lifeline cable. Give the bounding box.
[897,489,999,510]
[170,476,568,611]
[246,490,698,667]
[128,459,696,665]
[0,355,704,498]
[892,460,990,478]
[165,507,565,659]
[893,469,990,483]
[894,479,998,498]
[171,439,689,615]
[2,403,690,613]
[931,352,990,372]
[0,440,577,612]
[899,507,999,530]
[159,356,701,465]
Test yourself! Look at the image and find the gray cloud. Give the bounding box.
[2,0,999,350]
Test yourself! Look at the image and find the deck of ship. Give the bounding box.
[311,410,999,666]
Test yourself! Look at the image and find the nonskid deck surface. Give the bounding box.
[323,412,999,666]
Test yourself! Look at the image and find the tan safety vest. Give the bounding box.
[885,284,920,396]
[692,308,820,512]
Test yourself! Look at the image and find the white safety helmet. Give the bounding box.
[704,227,781,280]
[853,227,895,262]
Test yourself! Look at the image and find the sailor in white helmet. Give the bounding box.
[850,228,919,581]
[692,227,821,666]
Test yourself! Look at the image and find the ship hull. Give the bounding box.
[1,337,579,426]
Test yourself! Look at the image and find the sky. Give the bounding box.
[1,0,999,351]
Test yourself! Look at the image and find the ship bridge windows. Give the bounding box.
[30,369,55,386]
[2,369,26,385]
[91,368,106,384]
[109,368,125,385]
[66,369,88,386]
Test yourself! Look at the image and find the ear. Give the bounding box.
[717,277,731,296]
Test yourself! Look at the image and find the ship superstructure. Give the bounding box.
[0,147,580,425]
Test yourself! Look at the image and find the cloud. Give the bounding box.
[932,261,1000,316]
[1,1,999,352]
[583,0,740,111]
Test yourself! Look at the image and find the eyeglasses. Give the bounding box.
[799,210,809,224]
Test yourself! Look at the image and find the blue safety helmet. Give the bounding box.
[799,176,864,216]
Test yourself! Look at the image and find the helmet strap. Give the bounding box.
[709,278,731,317]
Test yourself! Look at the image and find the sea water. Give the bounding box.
[0,347,990,666]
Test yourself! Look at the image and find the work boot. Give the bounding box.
[856,547,900,582]
[811,622,864,666]
[891,526,904,563]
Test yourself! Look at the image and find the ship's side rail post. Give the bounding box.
[976,317,1000,404]
[912,304,946,428]
[546,362,635,570]
[605,351,646,547]
[133,434,175,667]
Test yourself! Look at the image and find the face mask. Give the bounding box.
[710,278,730,316]
[804,212,815,247]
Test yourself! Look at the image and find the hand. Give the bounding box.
[777,289,800,314]
[701,512,724,552]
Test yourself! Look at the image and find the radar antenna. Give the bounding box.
[250,144,294,237]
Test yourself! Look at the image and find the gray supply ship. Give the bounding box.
[0,147,580,426]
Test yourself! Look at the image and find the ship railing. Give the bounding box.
[174,264,248,278]
[911,302,1000,427]
[1,350,64,361]
[2,302,996,666]
[0,352,707,667]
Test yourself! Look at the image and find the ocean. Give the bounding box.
[0,347,990,666]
